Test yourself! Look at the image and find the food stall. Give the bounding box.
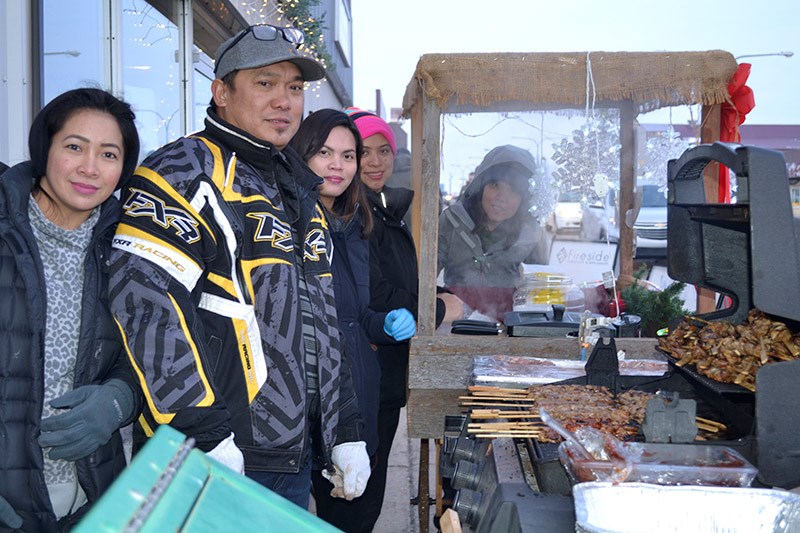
[399,51,800,531]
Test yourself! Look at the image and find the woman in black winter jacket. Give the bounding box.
[0,88,143,532]
[290,109,416,532]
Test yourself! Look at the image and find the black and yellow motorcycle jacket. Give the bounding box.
[109,110,362,473]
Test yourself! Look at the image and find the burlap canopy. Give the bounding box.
[402,51,738,116]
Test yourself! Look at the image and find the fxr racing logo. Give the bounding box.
[123,189,200,243]
[304,229,328,262]
[112,236,187,273]
[248,212,293,252]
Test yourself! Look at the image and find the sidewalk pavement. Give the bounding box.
[373,407,437,533]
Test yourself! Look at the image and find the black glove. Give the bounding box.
[0,494,22,529]
[39,379,134,461]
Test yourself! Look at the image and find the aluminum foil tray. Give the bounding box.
[574,482,800,533]
[472,354,667,387]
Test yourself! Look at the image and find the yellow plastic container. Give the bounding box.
[530,272,572,305]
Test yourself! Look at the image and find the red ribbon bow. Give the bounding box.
[718,63,756,202]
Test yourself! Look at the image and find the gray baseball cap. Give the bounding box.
[214,24,326,82]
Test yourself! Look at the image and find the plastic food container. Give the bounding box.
[531,273,572,305]
[573,482,800,533]
[559,441,758,487]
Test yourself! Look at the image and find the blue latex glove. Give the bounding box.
[383,308,416,341]
[0,495,22,529]
[39,380,134,462]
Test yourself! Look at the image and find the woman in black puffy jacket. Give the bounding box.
[0,88,142,532]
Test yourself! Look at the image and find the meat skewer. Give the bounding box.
[460,385,727,442]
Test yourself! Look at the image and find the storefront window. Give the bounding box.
[41,0,105,105]
[121,0,181,158]
[39,0,230,158]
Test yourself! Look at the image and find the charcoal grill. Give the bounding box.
[437,144,800,531]
[667,142,800,488]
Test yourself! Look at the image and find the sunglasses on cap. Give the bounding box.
[216,24,305,67]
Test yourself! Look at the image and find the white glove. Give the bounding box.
[206,432,244,474]
[321,441,370,500]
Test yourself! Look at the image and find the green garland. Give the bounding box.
[621,266,689,337]
[279,0,334,71]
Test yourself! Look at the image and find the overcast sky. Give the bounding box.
[351,0,799,125]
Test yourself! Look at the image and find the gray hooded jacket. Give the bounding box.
[438,145,550,291]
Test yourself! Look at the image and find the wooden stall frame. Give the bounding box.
[400,53,739,530]
[402,51,739,436]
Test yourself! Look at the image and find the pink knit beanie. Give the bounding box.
[345,107,397,155]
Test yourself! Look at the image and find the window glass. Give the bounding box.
[438,110,628,323]
[42,0,105,105]
[121,0,180,158]
[435,108,696,325]
[641,184,667,207]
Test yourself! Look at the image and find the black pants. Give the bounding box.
[312,406,401,533]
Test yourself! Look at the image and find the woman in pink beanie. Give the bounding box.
[344,107,406,530]
[344,107,397,192]
[345,107,463,530]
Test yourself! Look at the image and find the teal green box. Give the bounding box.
[75,426,340,532]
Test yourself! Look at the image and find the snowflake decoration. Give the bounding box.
[528,160,555,225]
[550,112,621,207]
[639,125,695,192]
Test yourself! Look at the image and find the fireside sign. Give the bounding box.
[547,239,618,284]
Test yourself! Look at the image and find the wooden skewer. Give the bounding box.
[470,412,538,419]
[695,416,726,430]
[468,424,544,430]
[468,385,523,391]
[696,422,720,433]
[468,393,530,399]
[470,433,543,439]
[459,395,535,402]
[467,385,528,396]
[468,424,545,430]
[468,428,542,435]
[468,420,543,426]
[460,402,535,408]
[468,427,544,432]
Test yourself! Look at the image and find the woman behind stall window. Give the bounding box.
[0,88,143,531]
[289,108,416,532]
[438,144,550,322]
